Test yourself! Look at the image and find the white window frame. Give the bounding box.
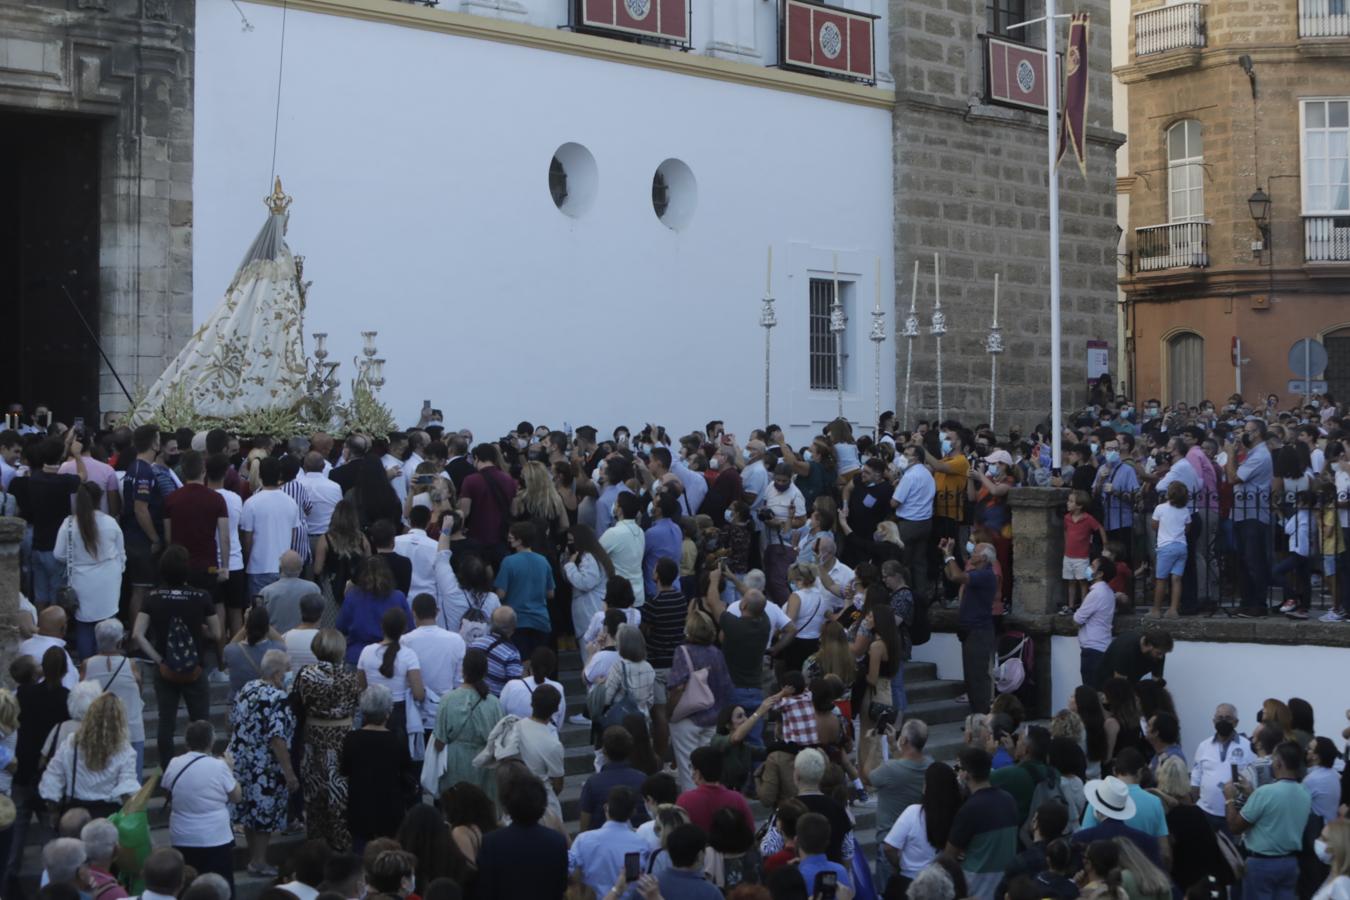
[808,277,852,392]
[1166,119,1205,224]
[1300,97,1350,215]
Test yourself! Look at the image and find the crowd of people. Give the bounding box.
[0,393,1347,900]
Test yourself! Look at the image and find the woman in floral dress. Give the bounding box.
[229,649,298,877]
[292,628,361,850]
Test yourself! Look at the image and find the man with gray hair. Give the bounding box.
[283,593,327,668]
[939,537,997,714]
[80,819,127,899]
[872,719,933,892]
[703,570,772,749]
[140,848,186,900]
[299,450,343,557]
[259,549,320,633]
[725,569,791,650]
[815,535,856,610]
[469,606,522,696]
[42,837,90,894]
[182,872,232,900]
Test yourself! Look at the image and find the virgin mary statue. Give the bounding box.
[136,178,308,419]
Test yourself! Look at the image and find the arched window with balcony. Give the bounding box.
[1166,331,1205,406]
[1167,119,1204,223]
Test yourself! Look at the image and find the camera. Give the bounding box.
[756,507,776,523]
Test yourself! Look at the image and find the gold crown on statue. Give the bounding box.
[265,176,293,215]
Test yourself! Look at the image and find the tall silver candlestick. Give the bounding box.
[930,253,946,423]
[900,261,920,430]
[869,258,886,436]
[760,246,777,427]
[986,273,1004,430]
[830,254,846,420]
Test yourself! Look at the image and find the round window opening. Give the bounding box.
[652,158,697,230]
[548,143,598,218]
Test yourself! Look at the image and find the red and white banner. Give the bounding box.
[985,36,1051,112]
[781,0,875,83]
[579,0,689,44]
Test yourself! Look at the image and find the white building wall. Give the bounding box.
[194,1,895,440]
[915,632,1350,756]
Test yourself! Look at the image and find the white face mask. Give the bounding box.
[724,510,734,523]
[896,457,910,472]
[709,457,720,470]
[802,450,814,462]
[1315,838,1332,865]
[965,541,976,556]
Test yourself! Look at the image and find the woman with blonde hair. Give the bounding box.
[313,499,371,606]
[0,688,18,795]
[1111,836,1172,900]
[38,692,139,818]
[776,562,829,673]
[667,609,733,792]
[1150,755,1229,891]
[513,460,569,547]
[1313,818,1350,900]
[802,622,856,683]
[80,619,145,778]
[644,804,692,877]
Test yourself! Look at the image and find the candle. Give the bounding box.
[933,252,940,308]
[874,258,881,311]
[766,245,773,294]
[909,261,918,312]
[993,273,1000,327]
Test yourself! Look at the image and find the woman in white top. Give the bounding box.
[583,609,627,687]
[777,562,829,673]
[499,646,566,731]
[1314,818,1350,900]
[0,689,17,796]
[38,692,140,818]
[162,720,241,890]
[581,577,642,656]
[881,761,960,880]
[601,625,657,718]
[432,540,500,637]
[563,524,614,650]
[356,606,424,746]
[53,482,125,660]
[80,619,145,778]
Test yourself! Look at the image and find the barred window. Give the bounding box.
[809,277,850,391]
[987,0,1027,37]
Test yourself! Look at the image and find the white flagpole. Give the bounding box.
[1046,0,1063,469]
[990,273,1000,427]
[932,253,946,423]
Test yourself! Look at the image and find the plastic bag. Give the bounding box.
[109,776,158,893]
[420,740,447,798]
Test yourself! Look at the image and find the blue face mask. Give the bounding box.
[724,510,734,523]
[941,438,953,456]
[1105,450,1120,464]
[965,541,976,556]
[1089,442,1100,455]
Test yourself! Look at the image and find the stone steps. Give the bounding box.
[20,649,973,899]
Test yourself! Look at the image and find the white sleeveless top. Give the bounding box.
[84,655,145,743]
[791,585,829,640]
[834,443,861,475]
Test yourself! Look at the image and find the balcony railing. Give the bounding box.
[1306,215,1350,261]
[1134,2,1206,55]
[1299,0,1350,37]
[1136,221,1210,271]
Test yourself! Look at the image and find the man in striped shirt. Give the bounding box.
[642,557,686,755]
[470,605,524,696]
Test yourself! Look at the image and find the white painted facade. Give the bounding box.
[912,632,1350,758]
[192,0,895,440]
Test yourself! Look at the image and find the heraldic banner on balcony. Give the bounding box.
[580,0,689,43]
[985,36,1051,112]
[781,0,876,83]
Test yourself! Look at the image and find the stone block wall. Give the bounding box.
[891,0,1121,431]
[0,0,195,421]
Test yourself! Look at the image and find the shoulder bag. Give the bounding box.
[55,520,80,620]
[669,645,716,723]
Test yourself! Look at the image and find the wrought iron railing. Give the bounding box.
[1134,2,1206,55]
[1305,215,1350,261]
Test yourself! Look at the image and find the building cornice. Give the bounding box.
[1122,262,1350,299]
[1115,41,1350,84]
[244,0,896,110]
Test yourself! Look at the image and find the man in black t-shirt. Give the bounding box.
[703,569,772,747]
[792,748,854,863]
[131,545,220,768]
[841,459,892,567]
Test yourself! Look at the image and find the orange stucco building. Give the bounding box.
[1117,0,1350,405]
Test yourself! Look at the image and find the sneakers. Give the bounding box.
[208,669,230,684]
[1278,599,1298,614]
[567,713,591,727]
[1320,609,1346,622]
[1285,609,1310,620]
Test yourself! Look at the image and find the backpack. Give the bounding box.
[458,592,490,643]
[1019,767,1075,847]
[159,613,203,684]
[908,593,932,646]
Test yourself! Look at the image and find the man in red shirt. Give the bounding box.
[676,746,755,834]
[164,450,230,663]
[458,444,517,567]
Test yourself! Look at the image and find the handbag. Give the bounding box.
[419,740,448,798]
[670,645,716,723]
[597,663,642,730]
[55,521,80,620]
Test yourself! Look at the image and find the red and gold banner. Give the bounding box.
[781,0,876,83]
[579,0,689,44]
[1056,12,1090,176]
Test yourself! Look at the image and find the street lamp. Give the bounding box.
[1248,186,1272,246]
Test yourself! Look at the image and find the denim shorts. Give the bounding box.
[1156,542,1187,578]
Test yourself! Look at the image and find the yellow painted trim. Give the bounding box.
[245,0,896,110]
